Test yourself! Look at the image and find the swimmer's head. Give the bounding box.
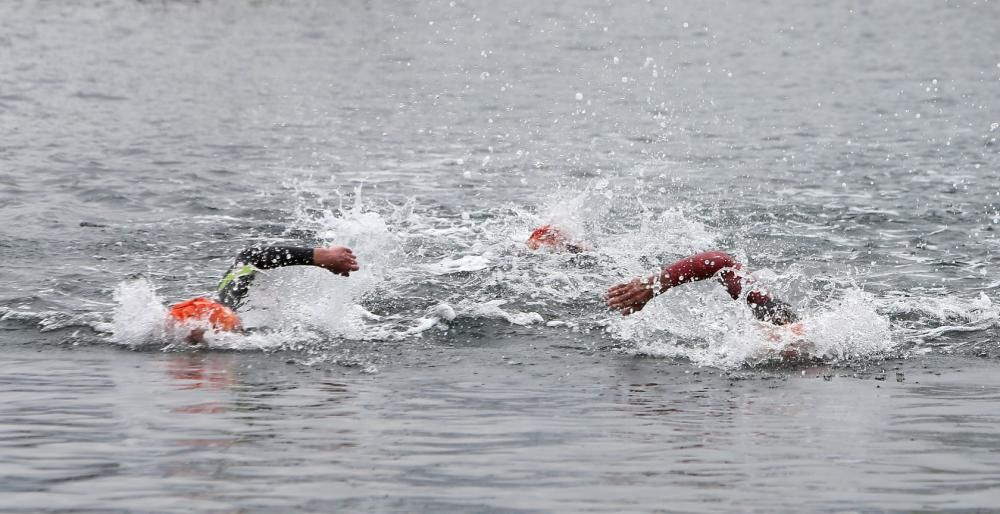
[168,297,242,343]
[526,224,585,253]
[751,299,798,325]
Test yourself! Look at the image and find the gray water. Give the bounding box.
[2,0,1000,512]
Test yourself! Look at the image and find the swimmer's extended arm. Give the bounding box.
[217,245,359,309]
[605,251,796,324]
[235,246,315,269]
[231,246,359,274]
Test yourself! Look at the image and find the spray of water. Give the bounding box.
[109,278,169,347]
[96,183,930,369]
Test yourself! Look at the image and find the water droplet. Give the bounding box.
[575,92,583,101]
[682,22,689,28]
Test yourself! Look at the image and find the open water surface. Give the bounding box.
[2,0,1000,512]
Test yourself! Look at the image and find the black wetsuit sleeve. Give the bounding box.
[234,246,314,269]
[217,246,314,310]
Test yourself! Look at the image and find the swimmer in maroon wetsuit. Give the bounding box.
[605,250,797,325]
[525,224,796,324]
[168,245,359,342]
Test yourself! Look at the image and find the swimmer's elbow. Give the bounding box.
[234,248,255,264]
[695,251,738,269]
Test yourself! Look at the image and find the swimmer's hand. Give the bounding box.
[313,246,360,276]
[606,277,658,315]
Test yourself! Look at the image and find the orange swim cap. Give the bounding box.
[527,224,587,253]
[527,224,568,250]
[168,297,241,332]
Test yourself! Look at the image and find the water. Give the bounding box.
[1,0,999,511]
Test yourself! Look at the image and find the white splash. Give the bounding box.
[883,291,999,344]
[798,289,895,360]
[404,303,457,336]
[110,278,169,347]
[612,285,894,369]
[425,255,492,275]
[456,299,544,326]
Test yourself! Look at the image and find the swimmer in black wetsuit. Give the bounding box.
[216,246,359,309]
[168,245,359,342]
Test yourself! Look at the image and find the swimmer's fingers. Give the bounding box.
[606,282,632,297]
[605,281,634,303]
[606,289,640,308]
[315,246,361,276]
[339,254,360,275]
[606,279,641,299]
[333,257,359,276]
[334,265,359,277]
[611,296,648,315]
[606,280,653,315]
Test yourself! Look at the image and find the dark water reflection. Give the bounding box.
[2,348,999,513]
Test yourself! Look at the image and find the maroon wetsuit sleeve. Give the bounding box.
[655,251,798,324]
[657,251,772,305]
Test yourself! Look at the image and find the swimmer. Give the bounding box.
[525,226,796,322]
[527,226,807,355]
[606,250,809,360]
[525,224,588,253]
[605,251,797,322]
[168,246,359,343]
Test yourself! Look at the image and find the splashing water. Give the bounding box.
[797,289,895,360]
[609,277,895,369]
[110,278,169,347]
[99,183,918,369]
[881,291,1000,351]
[237,267,384,341]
